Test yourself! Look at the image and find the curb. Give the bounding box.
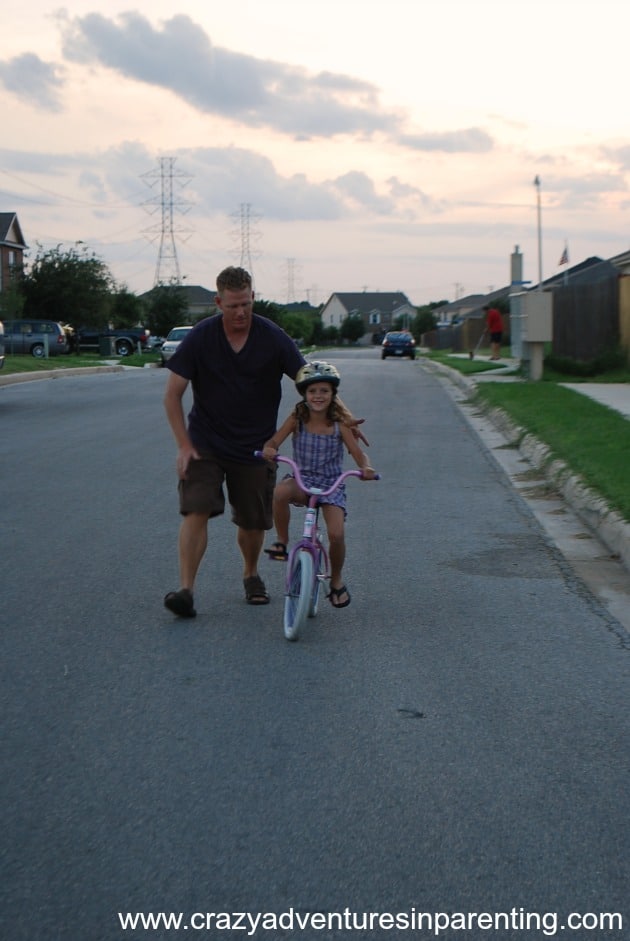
[0,364,129,386]
[421,357,630,574]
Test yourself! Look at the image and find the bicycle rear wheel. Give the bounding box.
[284,550,313,641]
[308,545,326,618]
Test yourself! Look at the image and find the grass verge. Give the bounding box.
[474,382,630,522]
[424,349,508,376]
[1,352,161,374]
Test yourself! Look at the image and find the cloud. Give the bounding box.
[543,172,628,210]
[0,53,65,111]
[399,127,493,153]
[59,11,398,138]
[330,171,395,214]
[56,11,487,153]
[601,144,630,172]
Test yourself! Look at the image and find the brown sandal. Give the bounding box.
[265,542,288,561]
[243,575,270,605]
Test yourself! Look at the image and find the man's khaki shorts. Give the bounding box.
[178,451,277,530]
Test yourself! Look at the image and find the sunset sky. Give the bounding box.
[1,0,629,306]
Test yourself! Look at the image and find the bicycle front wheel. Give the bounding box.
[284,550,313,641]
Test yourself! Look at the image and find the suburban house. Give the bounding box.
[0,212,27,300]
[320,291,416,342]
[178,284,216,321]
[140,284,216,323]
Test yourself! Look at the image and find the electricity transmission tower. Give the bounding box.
[142,157,193,285]
[284,257,301,304]
[231,203,261,280]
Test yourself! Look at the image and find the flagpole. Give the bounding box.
[534,175,543,291]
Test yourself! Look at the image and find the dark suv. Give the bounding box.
[381,331,416,360]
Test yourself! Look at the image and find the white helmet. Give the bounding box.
[295,361,341,395]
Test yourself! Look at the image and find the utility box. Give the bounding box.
[98,336,116,356]
[521,292,552,342]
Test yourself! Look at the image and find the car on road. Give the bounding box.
[0,320,5,369]
[2,319,70,357]
[160,325,193,365]
[381,330,416,359]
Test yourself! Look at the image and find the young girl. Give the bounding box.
[261,362,376,608]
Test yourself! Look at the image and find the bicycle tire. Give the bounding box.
[284,550,313,641]
[308,545,326,618]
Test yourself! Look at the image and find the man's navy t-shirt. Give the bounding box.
[167,314,304,463]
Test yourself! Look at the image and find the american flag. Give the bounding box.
[559,245,569,266]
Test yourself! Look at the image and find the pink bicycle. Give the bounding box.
[256,452,379,641]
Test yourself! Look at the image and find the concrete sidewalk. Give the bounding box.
[560,383,630,419]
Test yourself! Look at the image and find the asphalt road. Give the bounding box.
[1,351,628,940]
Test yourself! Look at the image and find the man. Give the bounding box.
[483,304,504,361]
[163,266,364,618]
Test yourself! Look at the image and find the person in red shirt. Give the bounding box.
[483,305,504,360]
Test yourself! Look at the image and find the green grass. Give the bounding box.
[1,351,161,374]
[475,382,630,521]
[424,348,511,376]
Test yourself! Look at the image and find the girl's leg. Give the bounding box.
[322,505,348,600]
[272,478,304,546]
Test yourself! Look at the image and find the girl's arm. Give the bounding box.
[261,413,296,461]
[339,423,377,479]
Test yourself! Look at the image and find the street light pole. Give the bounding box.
[534,175,543,291]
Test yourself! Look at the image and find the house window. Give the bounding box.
[369,312,381,325]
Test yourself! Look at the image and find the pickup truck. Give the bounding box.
[73,326,151,357]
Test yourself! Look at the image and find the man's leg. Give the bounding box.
[238,527,270,604]
[165,512,209,617]
[178,512,210,590]
[238,527,265,580]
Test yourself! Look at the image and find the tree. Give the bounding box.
[142,282,189,336]
[0,278,25,321]
[411,301,448,341]
[253,299,284,324]
[321,325,339,345]
[310,317,326,346]
[340,313,365,344]
[110,286,145,328]
[20,242,113,328]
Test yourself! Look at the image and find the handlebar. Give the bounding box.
[254,451,379,497]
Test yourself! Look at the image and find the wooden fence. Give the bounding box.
[552,274,619,361]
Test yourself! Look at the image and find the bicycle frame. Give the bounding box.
[254,450,378,640]
[276,453,365,575]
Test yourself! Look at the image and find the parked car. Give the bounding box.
[160,326,193,365]
[381,331,416,360]
[74,325,151,357]
[0,320,5,370]
[2,319,70,357]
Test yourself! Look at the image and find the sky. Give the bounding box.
[1,0,629,306]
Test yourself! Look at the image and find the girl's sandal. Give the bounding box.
[327,585,351,608]
[264,542,288,561]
